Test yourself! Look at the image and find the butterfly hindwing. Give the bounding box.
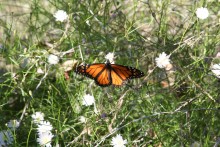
[110,69,123,86]
[95,67,111,86]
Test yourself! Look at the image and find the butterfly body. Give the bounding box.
[75,60,144,87]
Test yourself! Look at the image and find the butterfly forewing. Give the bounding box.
[76,64,105,79]
[127,67,144,79]
[111,65,144,79]
[111,65,132,80]
[76,63,112,86]
[110,64,144,86]
[86,64,106,78]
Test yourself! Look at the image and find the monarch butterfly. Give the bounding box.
[75,60,144,87]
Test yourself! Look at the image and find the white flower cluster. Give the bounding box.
[105,52,115,64]
[196,7,209,20]
[111,134,127,147]
[155,52,171,69]
[32,112,54,147]
[82,94,95,106]
[54,10,68,22]
[48,54,59,65]
[0,120,20,146]
[82,94,99,113]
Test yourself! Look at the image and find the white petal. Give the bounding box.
[48,54,59,65]
[196,7,209,20]
[82,94,95,106]
[54,10,68,22]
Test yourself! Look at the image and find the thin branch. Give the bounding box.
[108,90,130,132]
[187,75,216,102]
[19,66,51,124]
[95,107,218,146]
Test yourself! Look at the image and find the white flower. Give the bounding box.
[48,54,59,65]
[79,116,87,123]
[155,52,171,68]
[37,68,44,74]
[6,120,20,131]
[32,112,44,124]
[191,142,201,147]
[82,94,95,106]
[54,10,68,22]
[196,7,209,20]
[111,134,127,147]
[211,64,220,78]
[37,121,53,134]
[0,130,13,146]
[105,52,115,64]
[37,132,54,147]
